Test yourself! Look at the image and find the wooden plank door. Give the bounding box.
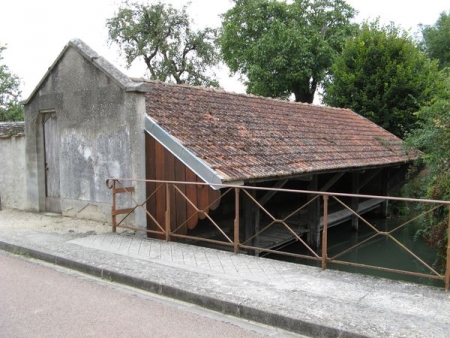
[43,113,61,213]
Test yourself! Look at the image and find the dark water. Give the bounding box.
[274,212,442,287]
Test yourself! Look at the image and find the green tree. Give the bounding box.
[406,69,450,270]
[0,44,23,122]
[219,0,356,103]
[323,21,439,138]
[107,1,220,87]
[421,11,450,70]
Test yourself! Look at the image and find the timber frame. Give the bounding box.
[238,165,409,248]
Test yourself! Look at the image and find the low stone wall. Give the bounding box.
[0,122,27,210]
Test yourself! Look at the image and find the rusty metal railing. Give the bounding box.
[106,178,450,290]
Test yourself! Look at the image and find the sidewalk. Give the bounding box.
[1,208,449,337]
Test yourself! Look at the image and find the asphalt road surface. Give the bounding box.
[0,251,303,338]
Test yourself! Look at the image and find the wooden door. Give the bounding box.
[43,113,61,213]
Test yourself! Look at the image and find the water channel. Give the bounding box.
[190,199,443,288]
[279,209,442,287]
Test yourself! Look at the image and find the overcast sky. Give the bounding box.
[1,0,449,99]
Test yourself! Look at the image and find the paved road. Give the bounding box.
[0,251,301,338]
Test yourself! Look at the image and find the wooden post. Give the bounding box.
[445,205,450,291]
[112,180,117,233]
[254,208,260,255]
[234,188,240,254]
[351,172,360,231]
[381,168,390,217]
[244,187,260,253]
[321,195,329,270]
[307,175,320,248]
[165,183,171,241]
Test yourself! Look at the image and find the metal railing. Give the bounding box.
[106,178,450,290]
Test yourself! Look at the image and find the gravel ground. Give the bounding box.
[0,208,113,235]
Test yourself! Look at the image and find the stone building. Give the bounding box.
[2,39,415,243]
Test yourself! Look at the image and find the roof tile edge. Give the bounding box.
[144,116,229,190]
[134,78,354,113]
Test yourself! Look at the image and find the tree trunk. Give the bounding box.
[294,91,314,103]
[293,79,316,103]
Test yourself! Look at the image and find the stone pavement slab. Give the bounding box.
[1,210,450,337]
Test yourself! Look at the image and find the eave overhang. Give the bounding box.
[145,116,243,190]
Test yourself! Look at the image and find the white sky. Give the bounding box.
[1,0,449,99]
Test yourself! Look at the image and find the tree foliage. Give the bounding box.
[107,1,220,87]
[323,21,439,138]
[406,69,450,269]
[421,11,450,70]
[219,0,356,103]
[0,44,23,122]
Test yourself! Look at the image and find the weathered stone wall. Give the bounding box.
[0,123,27,210]
[24,45,146,226]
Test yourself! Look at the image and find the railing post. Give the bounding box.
[322,195,329,270]
[165,183,171,242]
[234,188,240,254]
[112,180,117,233]
[445,205,450,291]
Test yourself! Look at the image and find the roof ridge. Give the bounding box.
[22,39,147,105]
[133,78,352,113]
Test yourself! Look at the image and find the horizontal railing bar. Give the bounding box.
[169,233,234,247]
[113,186,135,194]
[112,224,165,236]
[108,177,450,290]
[329,260,444,280]
[112,208,135,216]
[106,177,450,205]
[239,244,321,262]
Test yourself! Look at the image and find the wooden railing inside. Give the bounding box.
[106,178,450,291]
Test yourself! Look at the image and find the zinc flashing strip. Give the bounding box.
[145,116,231,190]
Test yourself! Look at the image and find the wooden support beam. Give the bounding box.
[320,172,345,192]
[307,175,321,248]
[243,188,260,254]
[248,173,311,184]
[359,169,382,191]
[292,175,313,181]
[254,209,260,255]
[259,179,289,206]
[234,188,240,254]
[387,165,408,192]
[351,172,360,231]
[381,168,390,217]
[244,190,253,243]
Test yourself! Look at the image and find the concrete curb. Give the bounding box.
[0,240,365,338]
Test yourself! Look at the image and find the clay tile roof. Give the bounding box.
[144,81,416,182]
[0,122,25,138]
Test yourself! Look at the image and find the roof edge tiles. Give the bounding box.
[144,116,240,189]
[144,81,418,183]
